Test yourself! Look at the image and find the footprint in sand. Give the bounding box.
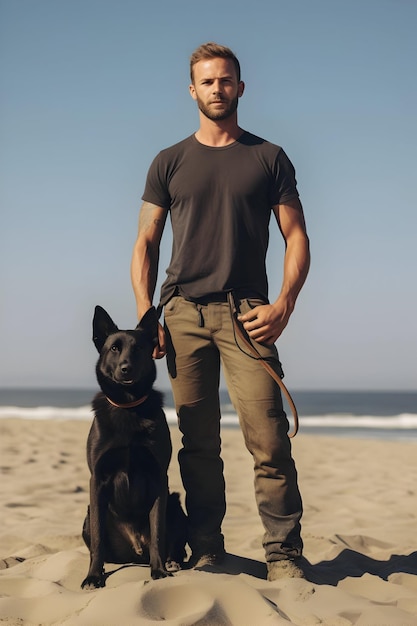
[139,580,217,624]
[0,557,25,570]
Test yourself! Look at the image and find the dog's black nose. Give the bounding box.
[120,363,131,374]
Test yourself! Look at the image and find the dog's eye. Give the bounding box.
[111,345,119,352]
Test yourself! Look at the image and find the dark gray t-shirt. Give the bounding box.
[142,131,299,304]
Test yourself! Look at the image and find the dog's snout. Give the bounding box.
[120,362,131,374]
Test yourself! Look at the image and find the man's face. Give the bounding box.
[189,57,244,121]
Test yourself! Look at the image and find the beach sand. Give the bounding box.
[1,417,416,626]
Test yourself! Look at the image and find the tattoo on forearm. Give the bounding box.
[139,202,162,232]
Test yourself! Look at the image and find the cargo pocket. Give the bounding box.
[238,298,284,378]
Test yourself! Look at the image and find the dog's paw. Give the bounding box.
[165,558,182,572]
[81,574,105,590]
[151,567,173,580]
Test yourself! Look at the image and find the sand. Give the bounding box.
[1,417,417,626]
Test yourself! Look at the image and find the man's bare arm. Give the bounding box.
[238,198,310,344]
[130,201,168,319]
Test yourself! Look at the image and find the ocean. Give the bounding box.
[1,388,416,441]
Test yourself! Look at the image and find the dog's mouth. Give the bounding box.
[112,375,136,385]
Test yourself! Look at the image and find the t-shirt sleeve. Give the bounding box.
[271,149,299,205]
[142,152,171,208]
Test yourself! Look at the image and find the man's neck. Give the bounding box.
[195,117,244,147]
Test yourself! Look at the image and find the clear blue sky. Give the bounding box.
[1,0,416,390]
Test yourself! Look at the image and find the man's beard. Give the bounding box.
[196,95,239,121]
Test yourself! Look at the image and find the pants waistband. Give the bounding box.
[171,287,267,307]
[173,287,229,304]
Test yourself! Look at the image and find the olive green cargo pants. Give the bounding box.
[164,294,303,562]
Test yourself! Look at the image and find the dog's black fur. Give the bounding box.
[81,305,187,589]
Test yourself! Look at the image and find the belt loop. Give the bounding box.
[227,290,239,316]
[196,304,204,327]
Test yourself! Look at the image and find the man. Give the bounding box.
[131,42,310,581]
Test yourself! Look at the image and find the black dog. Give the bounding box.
[81,306,187,589]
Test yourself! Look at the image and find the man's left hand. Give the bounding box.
[237,301,292,344]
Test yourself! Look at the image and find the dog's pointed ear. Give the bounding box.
[93,306,119,352]
[136,306,159,347]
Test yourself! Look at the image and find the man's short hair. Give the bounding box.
[190,42,241,83]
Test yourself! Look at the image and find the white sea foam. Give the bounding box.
[1,405,417,432]
[298,413,417,429]
[0,405,94,420]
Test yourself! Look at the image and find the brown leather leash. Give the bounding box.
[227,293,299,438]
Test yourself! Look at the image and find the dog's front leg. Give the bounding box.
[149,487,171,579]
[81,476,107,589]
